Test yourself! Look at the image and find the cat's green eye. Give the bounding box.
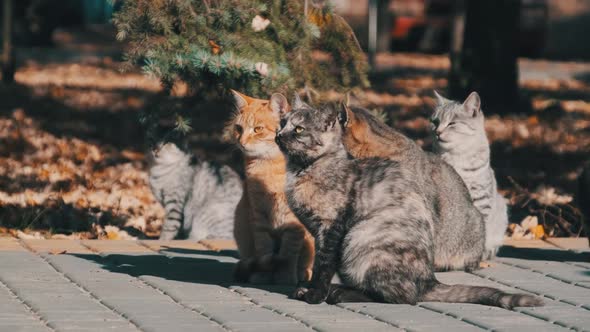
[295,126,304,134]
[254,126,264,134]
[431,118,440,127]
[234,125,243,134]
[448,122,456,126]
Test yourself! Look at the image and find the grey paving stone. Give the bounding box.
[142,276,311,331]
[4,240,590,332]
[231,286,402,331]
[46,320,137,331]
[141,276,248,305]
[517,305,590,331]
[139,323,225,332]
[0,325,53,332]
[204,303,304,324]
[496,257,590,285]
[339,303,482,332]
[420,303,567,331]
[428,272,590,330]
[228,323,311,332]
[471,264,590,306]
[0,251,130,332]
[312,321,399,332]
[43,253,224,331]
[166,251,239,263]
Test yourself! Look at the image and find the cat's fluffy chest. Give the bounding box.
[286,167,347,235]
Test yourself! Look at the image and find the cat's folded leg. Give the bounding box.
[293,225,341,304]
[248,226,275,284]
[159,218,181,240]
[273,222,307,285]
[326,285,373,304]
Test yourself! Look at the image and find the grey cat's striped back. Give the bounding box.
[148,142,242,240]
[278,102,543,308]
[341,103,485,271]
[431,91,509,258]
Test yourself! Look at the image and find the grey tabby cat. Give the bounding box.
[275,100,543,308]
[431,91,508,258]
[308,94,485,271]
[148,135,242,240]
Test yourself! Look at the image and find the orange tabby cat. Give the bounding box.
[229,90,314,285]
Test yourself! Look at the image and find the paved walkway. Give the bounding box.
[0,237,588,332]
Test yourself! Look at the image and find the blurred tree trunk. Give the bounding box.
[368,0,392,68]
[2,0,15,84]
[449,0,521,112]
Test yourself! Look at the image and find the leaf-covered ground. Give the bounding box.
[0,28,588,240]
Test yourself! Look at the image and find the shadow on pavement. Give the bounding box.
[498,245,590,262]
[71,248,295,296]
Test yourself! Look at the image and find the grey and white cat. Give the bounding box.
[276,100,543,308]
[431,91,509,258]
[148,138,242,241]
[340,102,485,271]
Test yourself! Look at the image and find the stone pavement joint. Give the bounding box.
[78,239,232,332]
[0,238,588,332]
[139,239,312,331]
[0,276,53,332]
[470,269,570,306]
[494,259,590,290]
[416,304,489,331]
[136,275,232,331]
[17,239,143,332]
[229,287,317,331]
[335,303,409,331]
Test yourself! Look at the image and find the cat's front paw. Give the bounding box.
[298,268,313,283]
[292,286,309,300]
[158,230,178,241]
[292,287,326,304]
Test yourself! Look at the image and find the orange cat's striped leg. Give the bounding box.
[233,196,256,282]
[273,222,308,285]
[298,228,315,283]
[249,227,275,284]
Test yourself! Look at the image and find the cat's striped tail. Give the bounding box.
[422,282,544,309]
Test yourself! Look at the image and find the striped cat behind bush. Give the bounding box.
[148,136,242,241]
[431,91,509,259]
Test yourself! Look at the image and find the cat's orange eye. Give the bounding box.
[254,126,264,133]
[295,126,304,134]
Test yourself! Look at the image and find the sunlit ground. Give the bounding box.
[0,28,588,240]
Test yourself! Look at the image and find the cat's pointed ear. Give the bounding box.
[462,91,481,117]
[270,93,290,116]
[323,107,338,131]
[433,90,451,105]
[292,93,305,110]
[338,103,351,128]
[230,89,249,110]
[337,93,351,127]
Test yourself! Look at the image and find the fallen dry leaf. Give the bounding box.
[16,230,44,240]
[532,225,546,239]
[521,215,539,232]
